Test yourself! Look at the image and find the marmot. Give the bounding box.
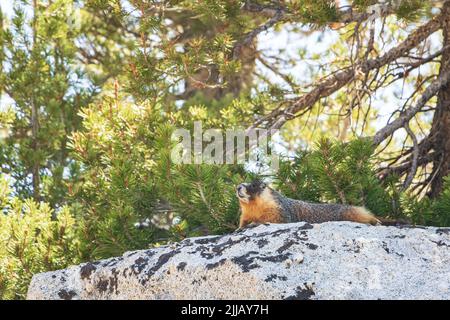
[236,180,381,228]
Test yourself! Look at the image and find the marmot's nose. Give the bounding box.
[237,184,245,192]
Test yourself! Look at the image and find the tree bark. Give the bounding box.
[429,1,450,198]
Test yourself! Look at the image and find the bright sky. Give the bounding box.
[0,1,13,16]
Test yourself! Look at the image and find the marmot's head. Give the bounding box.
[236,179,268,204]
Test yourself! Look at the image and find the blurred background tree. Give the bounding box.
[1,0,450,298]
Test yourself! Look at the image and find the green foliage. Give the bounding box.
[276,138,395,217]
[352,0,379,9]
[0,175,79,299]
[395,0,428,21]
[276,151,322,203]
[69,98,169,260]
[68,92,259,254]
[432,177,450,226]
[153,122,249,236]
[276,138,450,225]
[289,0,339,26]
[0,0,134,206]
[156,162,245,236]
[404,177,450,227]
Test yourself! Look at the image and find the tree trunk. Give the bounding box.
[429,1,450,198]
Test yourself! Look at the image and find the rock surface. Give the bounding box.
[27,221,450,300]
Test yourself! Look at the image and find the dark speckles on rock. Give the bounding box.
[256,238,269,248]
[82,272,119,295]
[232,250,293,272]
[265,274,288,282]
[382,242,390,254]
[436,228,450,235]
[194,236,221,245]
[123,251,139,258]
[80,262,97,280]
[122,267,130,278]
[389,234,406,239]
[109,269,119,294]
[265,274,277,282]
[259,253,292,263]
[253,228,291,239]
[194,245,214,259]
[93,273,120,294]
[381,241,404,257]
[231,251,261,272]
[298,223,314,230]
[148,249,181,274]
[27,221,450,300]
[277,239,298,253]
[58,289,77,300]
[180,239,192,246]
[202,236,251,259]
[294,230,308,241]
[103,258,120,267]
[284,284,315,300]
[145,250,156,257]
[306,243,318,250]
[133,257,149,274]
[431,240,450,248]
[206,258,227,270]
[177,262,187,271]
[270,228,293,237]
[342,239,361,253]
[96,279,109,293]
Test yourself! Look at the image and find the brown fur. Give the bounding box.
[236,180,382,227]
[239,188,282,227]
[342,207,381,226]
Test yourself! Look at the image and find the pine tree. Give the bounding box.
[0,0,135,206]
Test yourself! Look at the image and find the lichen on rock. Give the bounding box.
[27,221,450,300]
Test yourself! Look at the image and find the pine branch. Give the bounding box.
[249,13,444,131]
[233,3,285,59]
[372,68,450,146]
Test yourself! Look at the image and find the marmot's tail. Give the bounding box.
[343,206,381,226]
